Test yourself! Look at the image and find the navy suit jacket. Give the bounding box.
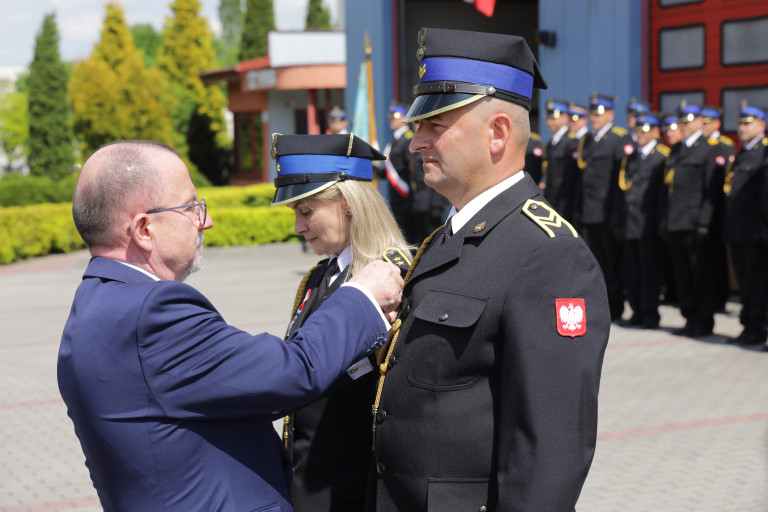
[58,257,387,511]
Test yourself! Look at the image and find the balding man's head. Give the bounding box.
[73,141,177,250]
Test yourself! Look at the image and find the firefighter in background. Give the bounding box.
[542,98,579,222]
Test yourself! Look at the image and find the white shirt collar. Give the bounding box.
[708,130,721,140]
[117,261,162,281]
[745,135,763,151]
[393,125,409,139]
[595,122,613,142]
[552,125,569,145]
[640,139,658,158]
[445,171,526,234]
[684,130,703,148]
[574,126,589,139]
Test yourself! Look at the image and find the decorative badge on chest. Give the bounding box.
[556,298,586,337]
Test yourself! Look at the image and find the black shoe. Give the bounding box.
[620,315,643,327]
[689,326,713,337]
[737,331,767,346]
[641,318,659,329]
[672,325,692,336]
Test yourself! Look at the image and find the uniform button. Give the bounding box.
[389,354,397,366]
[479,506,487,512]
[376,462,387,475]
[376,409,388,422]
[402,302,411,316]
[439,313,449,322]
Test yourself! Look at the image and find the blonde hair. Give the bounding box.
[305,180,413,276]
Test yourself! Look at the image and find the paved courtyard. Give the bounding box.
[0,243,766,511]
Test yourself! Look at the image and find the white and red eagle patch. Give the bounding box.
[715,155,726,166]
[624,144,634,156]
[533,147,543,157]
[556,298,586,337]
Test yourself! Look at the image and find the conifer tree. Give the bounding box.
[217,0,244,66]
[239,0,274,60]
[69,3,177,157]
[306,0,331,30]
[27,13,74,179]
[131,24,163,67]
[157,0,231,184]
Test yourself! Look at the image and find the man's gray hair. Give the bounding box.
[73,140,178,249]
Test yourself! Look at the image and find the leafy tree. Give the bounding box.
[239,0,274,60]
[27,13,74,179]
[69,3,177,158]
[0,92,29,172]
[306,0,331,30]
[217,0,244,66]
[131,24,163,67]
[157,0,232,185]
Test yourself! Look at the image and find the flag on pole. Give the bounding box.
[463,0,496,17]
[353,32,379,150]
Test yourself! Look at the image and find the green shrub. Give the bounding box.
[0,197,297,264]
[0,174,79,206]
[198,183,275,208]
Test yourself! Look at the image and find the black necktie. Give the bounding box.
[441,218,453,245]
[318,258,339,298]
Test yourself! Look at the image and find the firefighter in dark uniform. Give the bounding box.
[626,98,652,137]
[367,27,610,512]
[524,131,543,183]
[618,112,669,328]
[661,101,723,336]
[701,105,736,310]
[567,102,590,231]
[723,103,768,347]
[577,93,635,320]
[271,134,411,512]
[383,103,415,231]
[543,98,579,221]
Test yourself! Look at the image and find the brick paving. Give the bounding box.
[0,243,766,511]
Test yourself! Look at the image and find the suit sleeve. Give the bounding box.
[495,235,610,511]
[696,145,723,231]
[136,282,387,418]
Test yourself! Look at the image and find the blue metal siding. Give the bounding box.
[538,0,643,137]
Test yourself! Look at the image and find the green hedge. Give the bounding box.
[0,184,297,264]
[0,174,80,207]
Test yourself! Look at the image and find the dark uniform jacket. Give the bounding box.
[724,137,768,242]
[287,259,377,512]
[370,175,610,512]
[387,129,415,225]
[578,125,634,226]
[544,129,580,221]
[619,141,669,240]
[662,134,722,233]
[524,132,544,183]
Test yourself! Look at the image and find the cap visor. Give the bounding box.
[403,93,486,123]
[271,181,336,207]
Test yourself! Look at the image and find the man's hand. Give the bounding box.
[350,261,404,321]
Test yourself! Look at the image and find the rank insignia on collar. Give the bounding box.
[473,221,487,233]
[556,298,586,337]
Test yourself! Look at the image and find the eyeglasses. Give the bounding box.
[146,199,207,228]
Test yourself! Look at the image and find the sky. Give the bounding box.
[0,0,340,70]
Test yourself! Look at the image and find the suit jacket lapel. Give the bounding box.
[407,175,542,284]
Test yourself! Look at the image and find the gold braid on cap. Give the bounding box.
[347,133,355,156]
[371,224,443,447]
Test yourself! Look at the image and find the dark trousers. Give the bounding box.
[730,241,768,336]
[583,223,624,319]
[666,231,716,331]
[623,238,661,324]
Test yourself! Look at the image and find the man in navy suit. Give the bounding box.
[58,140,404,511]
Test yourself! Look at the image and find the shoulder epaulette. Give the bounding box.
[530,132,541,141]
[568,132,575,139]
[611,126,628,137]
[404,129,414,139]
[719,136,734,146]
[707,138,719,146]
[762,137,768,146]
[522,199,578,238]
[656,143,670,157]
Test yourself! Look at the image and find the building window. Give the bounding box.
[659,25,705,70]
[722,17,768,66]
[658,91,706,114]
[721,87,768,132]
[659,0,702,5]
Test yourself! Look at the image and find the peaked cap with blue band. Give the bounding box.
[739,101,766,122]
[626,98,652,116]
[270,133,385,206]
[569,102,589,119]
[589,93,616,114]
[676,100,702,122]
[546,98,570,118]
[633,112,661,132]
[701,105,722,122]
[403,27,548,123]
